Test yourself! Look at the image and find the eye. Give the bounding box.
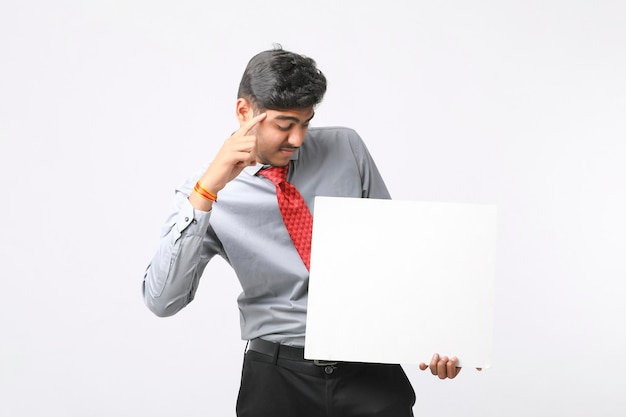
[276,124,293,131]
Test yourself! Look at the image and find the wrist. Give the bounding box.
[194,181,218,202]
[188,192,214,212]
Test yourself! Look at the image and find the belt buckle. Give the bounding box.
[313,359,338,366]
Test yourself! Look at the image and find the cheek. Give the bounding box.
[257,130,285,150]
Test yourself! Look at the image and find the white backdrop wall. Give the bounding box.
[1,1,624,416]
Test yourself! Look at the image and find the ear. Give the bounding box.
[235,98,254,127]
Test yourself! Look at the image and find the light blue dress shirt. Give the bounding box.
[143,127,391,347]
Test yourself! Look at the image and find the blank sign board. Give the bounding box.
[304,197,497,368]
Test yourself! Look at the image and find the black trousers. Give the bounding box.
[236,340,415,417]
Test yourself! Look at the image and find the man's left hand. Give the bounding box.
[419,353,466,380]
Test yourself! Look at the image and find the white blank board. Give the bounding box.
[305,197,497,368]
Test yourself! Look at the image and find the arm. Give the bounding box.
[142,184,219,317]
[346,131,478,380]
[142,113,267,317]
[345,129,391,199]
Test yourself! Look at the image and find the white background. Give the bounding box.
[1,1,624,416]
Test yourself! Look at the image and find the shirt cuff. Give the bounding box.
[174,198,212,238]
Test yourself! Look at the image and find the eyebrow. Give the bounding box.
[274,112,316,124]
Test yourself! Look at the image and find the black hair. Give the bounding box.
[237,45,327,111]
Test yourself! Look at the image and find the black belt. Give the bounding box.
[248,338,338,366]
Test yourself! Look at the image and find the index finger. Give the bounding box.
[241,112,267,134]
[429,353,440,374]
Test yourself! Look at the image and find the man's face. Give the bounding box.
[251,107,315,167]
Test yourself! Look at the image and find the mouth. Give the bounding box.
[279,147,298,155]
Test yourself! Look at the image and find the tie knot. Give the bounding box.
[259,165,288,185]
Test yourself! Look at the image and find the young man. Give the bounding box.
[143,46,463,417]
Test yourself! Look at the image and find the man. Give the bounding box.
[143,46,465,417]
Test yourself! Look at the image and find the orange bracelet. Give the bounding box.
[193,182,218,202]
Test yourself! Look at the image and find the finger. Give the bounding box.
[232,137,257,153]
[419,362,428,371]
[437,356,449,379]
[429,353,440,376]
[241,112,267,135]
[233,150,256,166]
[247,148,257,165]
[447,357,460,379]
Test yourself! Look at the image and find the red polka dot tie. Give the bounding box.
[259,165,313,271]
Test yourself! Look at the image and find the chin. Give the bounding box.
[269,157,291,167]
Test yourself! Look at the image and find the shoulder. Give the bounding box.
[304,126,366,150]
[307,126,362,141]
[299,126,374,167]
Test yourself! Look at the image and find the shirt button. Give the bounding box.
[324,366,334,375]
[184,217,189,222]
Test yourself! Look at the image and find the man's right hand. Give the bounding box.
[189,113,266,212]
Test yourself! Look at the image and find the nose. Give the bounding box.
[287,126,307,147]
